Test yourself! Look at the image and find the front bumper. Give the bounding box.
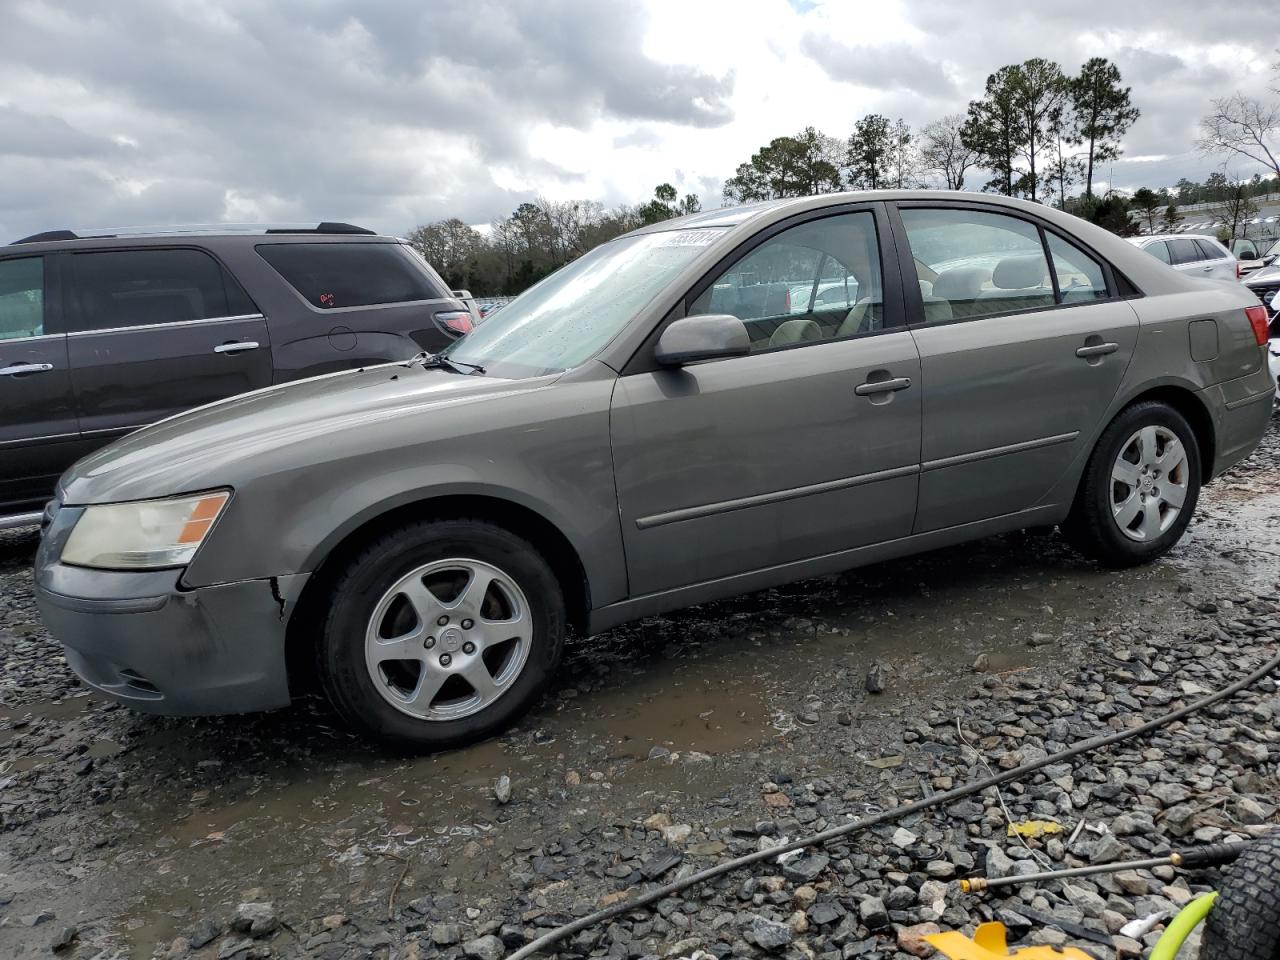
[35,504,307,716]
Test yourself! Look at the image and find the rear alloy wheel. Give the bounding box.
[1062,401,1201,568]
[319,519,565,749]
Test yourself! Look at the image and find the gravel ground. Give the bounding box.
[1,416,1278,960]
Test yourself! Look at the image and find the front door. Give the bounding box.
[894,204,1139,533]
[0,254,84,513]
[62,247,272,442]
[611,206,923,597]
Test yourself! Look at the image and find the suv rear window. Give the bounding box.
[257,242,447,309]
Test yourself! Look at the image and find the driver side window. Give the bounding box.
[688,212,883,354]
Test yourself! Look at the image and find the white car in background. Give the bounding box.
[1128,234,1240,282]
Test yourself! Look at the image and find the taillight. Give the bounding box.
[1246,305,1270,345]
[1236,262,1243,279]
[432,310,473,338]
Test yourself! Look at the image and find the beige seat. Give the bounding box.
[931,267,989,318]
[978,256,1054,313]
[835,298,881,338]
[769,318,822,348]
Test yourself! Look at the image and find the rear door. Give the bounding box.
[0,254,82,512]
[1194,238,1238,281]
[63,247,272,443]
[894,203,1139,533]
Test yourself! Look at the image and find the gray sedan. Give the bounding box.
[35,192,1276,748]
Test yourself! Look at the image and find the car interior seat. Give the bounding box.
[769,318,822,348]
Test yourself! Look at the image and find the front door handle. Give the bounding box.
[855,376,912,396]
[1075,342,1118,359]
[213,341,260,355]
[0,362,54,376]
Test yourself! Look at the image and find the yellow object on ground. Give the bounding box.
[1006,820,1064,839]
[1148,892,1218,960]
[926,921,1094,960]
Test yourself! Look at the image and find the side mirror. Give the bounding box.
[654,314,751,366]
[1264,254,1277,267]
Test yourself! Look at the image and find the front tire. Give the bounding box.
[317,518,565,750]
[1061,401,1201,568]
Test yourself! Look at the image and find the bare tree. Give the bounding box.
[1198,92,1280,178]
[1215,178,1259,242]
[920,114,978,190]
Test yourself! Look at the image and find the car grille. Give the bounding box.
[1248,281,1280,306]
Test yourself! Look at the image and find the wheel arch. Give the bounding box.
[1118,383,1216,483]
[284,493,592,696]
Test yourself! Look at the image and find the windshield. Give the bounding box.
[441,227,726,377]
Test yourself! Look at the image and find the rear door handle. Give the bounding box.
[1075,342,1118,359]
[0,362,54,376]
[213,341,260,355]
[855,376,912,396]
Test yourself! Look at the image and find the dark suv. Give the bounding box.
[0,223,474,523]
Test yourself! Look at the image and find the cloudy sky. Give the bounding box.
[1,0,1276,241]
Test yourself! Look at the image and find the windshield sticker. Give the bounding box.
[657,230,721,247]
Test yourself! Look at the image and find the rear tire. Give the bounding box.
[1061,401,1201,568]
[1201,832,1280,960]
[317,518,565,750]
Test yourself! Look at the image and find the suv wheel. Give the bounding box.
[318,519,565,749]
[1061,401,1201,567]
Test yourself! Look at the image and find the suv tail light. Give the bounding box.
[1236,262,1243,279]
[432,310,473,338]
[1246,304,1270,345]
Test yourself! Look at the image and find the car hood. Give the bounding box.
[60,361,555,505]
[1246,263,1280,285]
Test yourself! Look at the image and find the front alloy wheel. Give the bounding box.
[319,519,565,749]
[365,558,531,721]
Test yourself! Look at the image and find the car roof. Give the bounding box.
[5,222,394,253]
[1132,234,1222,244]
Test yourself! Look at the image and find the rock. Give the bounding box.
[973,654,990,672]
[891,827,917,849]
[1089,833,1128,863]
[783,853,829,884]
[662,823,692,845]
[1063,883,1107,918]
[793,885,818,909]
[648,746,671,760]
[641,846,683,880]
[1232,742,1268,766]
[747,916,794,951]
[432,924,462,946]
[644,812,672,830]
[232,902,278,938]
[866,663,885,694]
[1149,783,1190,807]
[858,895,889,930]
[494,775,512,805]
[463,934,506,960]
[50,926,77,953]
[564,770,581,786]
[1236,797,1270,825]
[217,938,255,960]
[897,922,942,958]
[1115,871,1151,896]
[1162,804,1199,838]
[886,885,916,910]
[189,918,223,949]
[808,902,844,926]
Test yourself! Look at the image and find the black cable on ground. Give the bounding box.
[504,645,1280,960]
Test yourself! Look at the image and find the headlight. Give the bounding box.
[61,491,230,570]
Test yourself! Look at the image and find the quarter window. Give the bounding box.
[1194,239,1225,261]
[900,209,1054,321]
[688,212,883,353]
[257,242,448,309]
[1046,234,1109,303]
[0,257,44,340]
[67,249,243,332]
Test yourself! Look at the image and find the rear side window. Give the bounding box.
[1166,239,1203,265]
[257,242,447,309]
[1046,234,1109,303]
[1194,239,1227,260]
[1143,240,1172,264]
[0,257,44,340]
[900,208,1054,321]
[67,249,241,332]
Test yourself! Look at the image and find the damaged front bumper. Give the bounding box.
[34,504,308,716]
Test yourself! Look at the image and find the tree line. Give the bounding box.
[406,185,699,296]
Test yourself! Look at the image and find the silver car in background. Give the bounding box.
[1128,233,1240,282]
[35,191,1276,749]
